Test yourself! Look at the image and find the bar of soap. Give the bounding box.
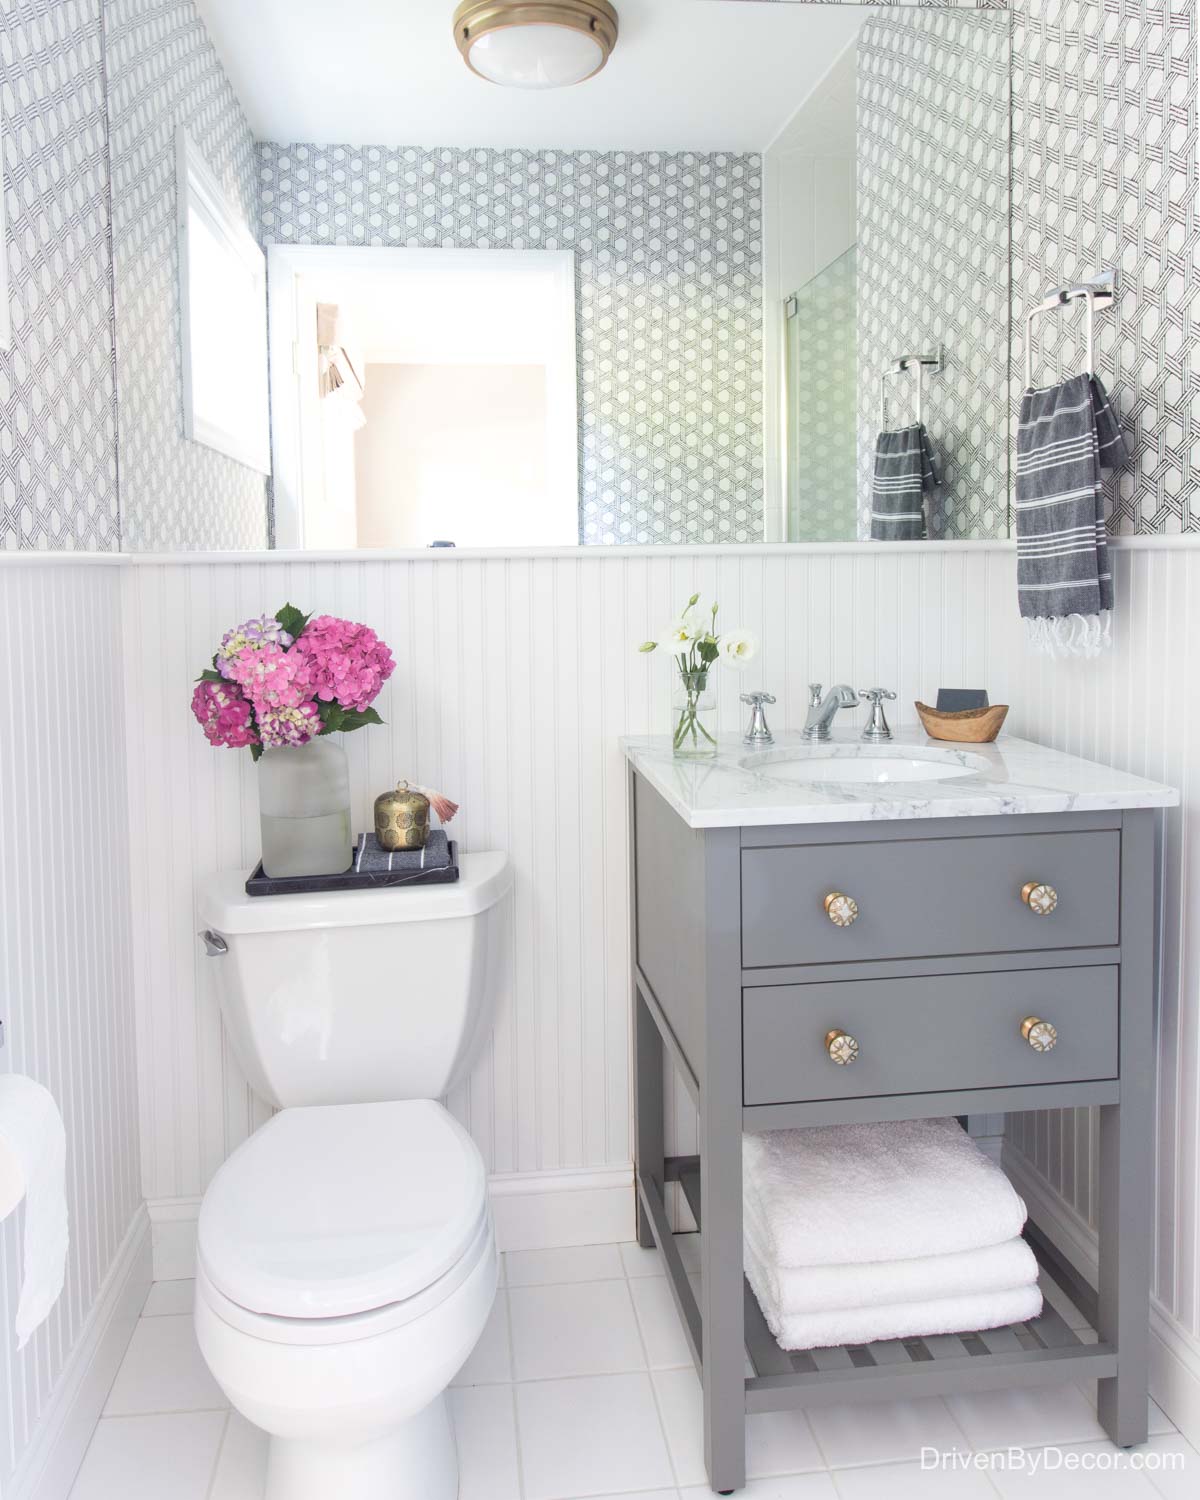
[935,688,990,712]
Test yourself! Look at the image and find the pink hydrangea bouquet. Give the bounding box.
[191,604,395,760]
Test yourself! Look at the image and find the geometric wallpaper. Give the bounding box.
[1011,0,1200,534]
[0,0,119,550]
[104,0,267,551]
[3,0,1199,548]
[258,143,764,545]
[855,5,1011,539]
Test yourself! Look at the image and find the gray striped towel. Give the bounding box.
[870,424,939,541]
[354,828,452,874]
[1016,373,1128,658]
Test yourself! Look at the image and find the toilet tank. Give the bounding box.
[197,853,511,1108]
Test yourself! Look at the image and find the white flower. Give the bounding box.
[718,628,758,666]
[661,620,694,654]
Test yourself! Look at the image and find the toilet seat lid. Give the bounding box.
[197,1100,487,1319]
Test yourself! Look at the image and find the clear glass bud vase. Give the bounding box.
[672,668,717,759]
[258,739,353,878]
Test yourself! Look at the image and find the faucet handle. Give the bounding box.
[808,682,823,707]
[858,687,896,742]
[741,691,776,747]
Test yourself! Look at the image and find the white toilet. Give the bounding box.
[195,852,511,1500]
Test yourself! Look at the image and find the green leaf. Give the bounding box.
[337,707,384,734]
[637,641,657,653]
[197,668,223,683]
[697,639,719,666]
[249,743,263,763]
[317,701,345,734]
[275,603,311,640]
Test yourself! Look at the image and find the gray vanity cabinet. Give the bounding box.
[629,771,1154,1495]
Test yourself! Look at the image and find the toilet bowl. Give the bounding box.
[194,1099,497,1500]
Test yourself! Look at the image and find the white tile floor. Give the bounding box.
[68,1241,1198,1500]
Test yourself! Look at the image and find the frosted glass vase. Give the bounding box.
[258,739,353,878]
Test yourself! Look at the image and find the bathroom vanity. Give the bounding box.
[624,731,1177,1494]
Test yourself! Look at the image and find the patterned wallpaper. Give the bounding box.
[1011,0,1200,535]
[258,144,763,546]
[3,1,1198,549]
[0,0,119,550]
[854,7,1011,540]
[104,0,268,551]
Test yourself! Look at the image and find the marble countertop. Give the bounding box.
[621,728,1179,829]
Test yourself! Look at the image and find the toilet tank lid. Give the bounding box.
[199,850,511,934]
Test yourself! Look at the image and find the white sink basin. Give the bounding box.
[744,749,988,786]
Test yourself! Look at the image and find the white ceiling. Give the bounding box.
[195,0,867,154]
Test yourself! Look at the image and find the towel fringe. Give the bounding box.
[1023,610,1112,660]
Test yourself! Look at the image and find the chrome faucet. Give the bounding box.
[741,691,776,746]
[801,683,859,741]
[859,687,897,742]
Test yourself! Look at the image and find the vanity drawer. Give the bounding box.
[741,830,1120,968]
[742,965,1118,1104]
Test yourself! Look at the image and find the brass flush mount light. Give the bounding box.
[453,1,619,89]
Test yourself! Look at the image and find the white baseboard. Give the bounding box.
[488,1166,634,1252]
[148,1165,636,1279]
[9,1205,151,1500]
[1003,1143,1200,1449]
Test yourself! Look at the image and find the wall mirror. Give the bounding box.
[101,1,1011,552]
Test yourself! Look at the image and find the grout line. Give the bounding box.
[204,1410,233,1500]
[99,1405,231,1420]
[502,1286,529,1500]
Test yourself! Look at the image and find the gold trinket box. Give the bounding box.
[374,781,431,850]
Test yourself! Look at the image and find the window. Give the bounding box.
[176,130,269,472]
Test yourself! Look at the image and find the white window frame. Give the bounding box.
[0,94,11,351]
[176,129,270,473]
[267,245,579,550]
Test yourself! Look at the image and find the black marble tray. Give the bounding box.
[245,841,460,897]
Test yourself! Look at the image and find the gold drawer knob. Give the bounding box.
[1021,1016,1058,1052]
[824,892,859,927]
[825,1029,859,1065]
[1021,881,1059,915]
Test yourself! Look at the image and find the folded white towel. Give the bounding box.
[746,1268,1044,1352]
[744,1215,1038,1316]
[743,1118,1027,1268]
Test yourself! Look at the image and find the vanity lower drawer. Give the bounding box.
[741,830,1120,968]
[742,965,1119,1104]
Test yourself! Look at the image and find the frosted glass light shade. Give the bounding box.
[468,24,604,88]
[453,3,618,90]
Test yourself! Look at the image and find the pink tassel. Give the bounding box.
[416,785,459,824]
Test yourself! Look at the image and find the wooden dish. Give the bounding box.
[915,701,1009,744]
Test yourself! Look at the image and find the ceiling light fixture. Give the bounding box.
[452,2,619,90]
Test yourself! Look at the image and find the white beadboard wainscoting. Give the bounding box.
[120,546,1027,1240]
[1002,542,1200,1439]
[0,563,147,1500]
[115,542,1200,1441]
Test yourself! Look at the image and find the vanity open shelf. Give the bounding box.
[625,731,1177,1494]
[642,1155,1112,1413]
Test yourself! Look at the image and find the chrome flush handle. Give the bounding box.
[741,691,776,747]
[200,930,228,957]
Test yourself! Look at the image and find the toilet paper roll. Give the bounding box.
[0,1074,69,1348]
